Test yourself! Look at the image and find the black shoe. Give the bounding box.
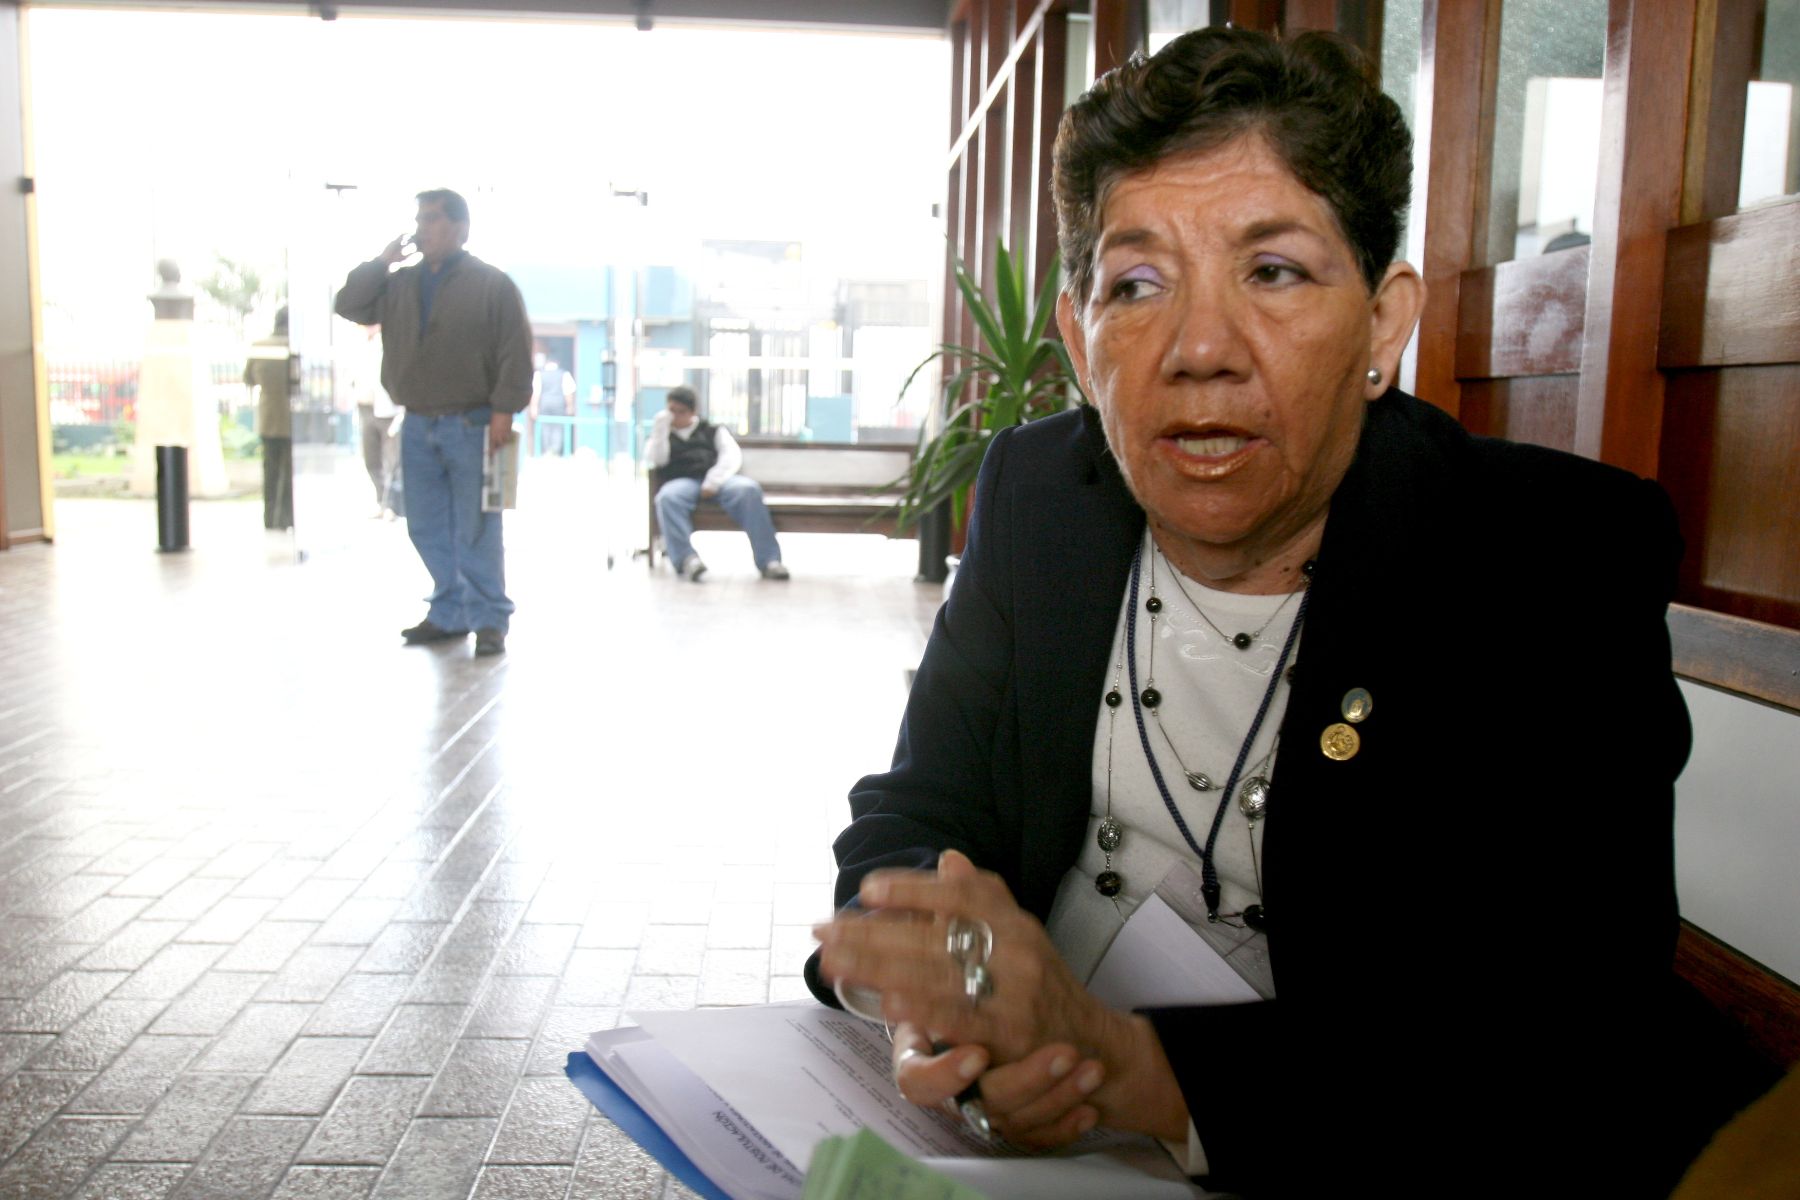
[475,628,506,656]
[401,620,469,645]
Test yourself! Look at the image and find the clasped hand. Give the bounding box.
[813,851,1182,1148]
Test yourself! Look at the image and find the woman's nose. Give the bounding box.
[1159,287,1249,383]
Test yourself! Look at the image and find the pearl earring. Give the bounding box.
[1366,367,1383,386]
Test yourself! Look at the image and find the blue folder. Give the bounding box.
[564,1051,733,1200]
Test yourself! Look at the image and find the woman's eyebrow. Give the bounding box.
[1095,227,1158,256]
[1237,218,1328,248]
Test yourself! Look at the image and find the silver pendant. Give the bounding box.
[1238,776,1271,822]
[1096,817,1122,853]
[1185,771,1215,791]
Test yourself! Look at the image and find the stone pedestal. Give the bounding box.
[130,260,228,498]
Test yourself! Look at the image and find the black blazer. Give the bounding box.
[816,393,1703,1196]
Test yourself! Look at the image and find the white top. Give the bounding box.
[1043,534,1304,1175]
[647,411,742,494]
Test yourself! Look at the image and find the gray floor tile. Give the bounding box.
[489,1076,591,1165]
[367,1117,498,1200]
[525,1007,616,1076]
[2,969,127,1033]
[109,944,230,1003]
[472,1165,574,1199]
[0,1115,133,1200]
[556,951,634,1007]
[26,997,166,1071]
[465,976,557,1041]
[78,920,186,972]
[0,942,95,1000]
[357,1004,469,1075]
[214,921,320,974]
[243,1037,373,1116]
[65,1035,209,1115]
[257,946,366,1004]
[303,975,412,1038]
[0,1071,90,1159]
[566,1118,667,1200]
[114,1073,259,1162]
[417,1038,530,1117]
[631,927,706,977]
[167,1115,313,1200]
[268,1166,381,1200]
[309,899,400,947]
[192,1002,316,1073]
[0,1031,54,1076]
[296,1074,431,1166]
[67,1162,190,1200]
[355,923,448,974]
[149,973,274,1036]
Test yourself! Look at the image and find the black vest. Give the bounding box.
[665,420,718,482]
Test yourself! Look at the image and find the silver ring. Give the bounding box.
[957,1094,993,1140]
[945,917,993,965]
[962,960,992,1005]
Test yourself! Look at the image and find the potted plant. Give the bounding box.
[893,241,1084,541]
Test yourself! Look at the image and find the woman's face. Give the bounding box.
[1056,135,1420,586]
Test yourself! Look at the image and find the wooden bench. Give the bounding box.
[644,436,916,567]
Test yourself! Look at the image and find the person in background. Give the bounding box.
[349,322,401,518]
[647,385,788,582]
[243,306,293,531]
[531,348,577,457]
[335,187,531,657]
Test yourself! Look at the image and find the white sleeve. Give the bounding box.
[702,426,742,491]
[647,411,672,467]
[1158,1122,1210,1178]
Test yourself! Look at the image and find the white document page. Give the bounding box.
[1086,894,1261,1011]
[626,1002,1212,1199]
[590,1027,803,1200]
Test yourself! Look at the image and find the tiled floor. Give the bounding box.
[0,490,939,1199]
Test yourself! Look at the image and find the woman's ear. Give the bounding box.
[1366,262,1425,398]
[1055,292,1093,397]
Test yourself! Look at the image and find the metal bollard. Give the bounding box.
[155,444,190,552]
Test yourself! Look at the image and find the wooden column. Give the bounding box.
[1410,0,1503,417]
[1091,0,1143,76]
[1573,0,1698,475]
[1031,12,1068,294]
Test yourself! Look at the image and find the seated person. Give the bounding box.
[809,27,1721,1198]
[648,386,788,582]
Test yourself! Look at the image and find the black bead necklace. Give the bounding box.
[1159,544,1305,651]
[1115,536,1310,923]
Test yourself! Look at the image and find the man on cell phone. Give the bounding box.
[335,188,532,657]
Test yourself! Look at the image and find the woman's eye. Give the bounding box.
[1250,261,1305,285]
[1107,274,1161,301]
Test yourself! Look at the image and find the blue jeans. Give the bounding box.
[655,475,782,571]
[402,409,514,633]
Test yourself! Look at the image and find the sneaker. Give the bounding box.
[760,562,791,581]
[474,628,506,656]
[401,619,469,645]
[681,555,708,582]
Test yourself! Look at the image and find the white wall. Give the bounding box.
[1674,680,1800,983]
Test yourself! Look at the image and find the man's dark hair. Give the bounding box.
[416,188,470,225]
[1053,27,1410,304]
[666,386,698,412]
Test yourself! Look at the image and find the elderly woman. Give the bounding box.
[809,27,1703,1198]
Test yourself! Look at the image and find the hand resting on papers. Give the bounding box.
[813,850,1189,1147]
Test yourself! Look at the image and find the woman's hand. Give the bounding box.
[888,1020,1104,1151]
[814,850,1193,1144]
[814,850,1102,1064]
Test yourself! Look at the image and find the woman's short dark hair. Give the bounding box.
[666,385,698,411]
[1053,27,1411,305]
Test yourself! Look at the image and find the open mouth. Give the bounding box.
[1165,424,1259,461]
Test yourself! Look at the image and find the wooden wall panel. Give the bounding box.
[1659,201,1800,369]
[1659,364,1800,631]
[1669,607,1800,714]
[1455,249,1589,379]
[1572,0,1696,475]
[1456,376,1579,451]
[1411,0,1503,418]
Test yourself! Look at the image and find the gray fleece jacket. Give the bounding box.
[334,252,532,417]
